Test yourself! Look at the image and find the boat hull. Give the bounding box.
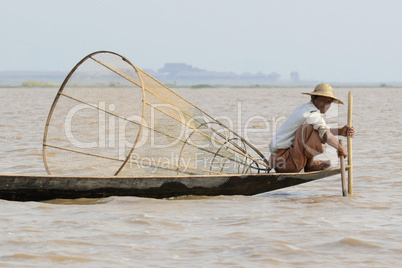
[0,167,347,201]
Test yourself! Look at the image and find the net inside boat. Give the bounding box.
[43,51,269,176]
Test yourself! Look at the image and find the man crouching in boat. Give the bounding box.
[269,83,355,173]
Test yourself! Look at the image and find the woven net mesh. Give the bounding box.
[43,51,269,176]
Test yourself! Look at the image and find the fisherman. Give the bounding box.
[269,83,355,173]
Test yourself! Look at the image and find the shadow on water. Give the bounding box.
[43,197,111,205]
[41,192,327,204]
[256,191,321,198]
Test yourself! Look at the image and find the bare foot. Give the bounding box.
[304,160,331,172]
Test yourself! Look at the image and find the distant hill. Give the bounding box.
[0,65,305,87]
[145,63,288,86]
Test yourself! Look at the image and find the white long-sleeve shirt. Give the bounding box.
[269,101,330,154]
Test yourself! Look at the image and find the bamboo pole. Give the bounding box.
[339,140,348,197]
[347,91,353,195]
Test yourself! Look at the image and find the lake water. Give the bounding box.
[0,86,401,267]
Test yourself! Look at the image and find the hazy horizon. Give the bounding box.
[1,0,402,83]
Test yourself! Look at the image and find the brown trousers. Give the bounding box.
[269,124,324,173]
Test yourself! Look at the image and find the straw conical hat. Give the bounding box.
[302,83,344,104]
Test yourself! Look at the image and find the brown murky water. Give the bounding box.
[0,87,401,267]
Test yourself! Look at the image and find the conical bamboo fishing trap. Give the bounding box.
[43,51,269,176]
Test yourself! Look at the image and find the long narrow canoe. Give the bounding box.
[0,167,348,201]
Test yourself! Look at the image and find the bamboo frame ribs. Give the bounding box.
[42,51,268,177]
[92,55,267,168]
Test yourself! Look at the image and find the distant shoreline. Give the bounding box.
[1,70,401,88]
[0,83,400,89]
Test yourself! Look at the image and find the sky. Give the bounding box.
[1,0,402,83]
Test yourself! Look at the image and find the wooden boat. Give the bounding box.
[0,167,348,201]
[0,52,353,201]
